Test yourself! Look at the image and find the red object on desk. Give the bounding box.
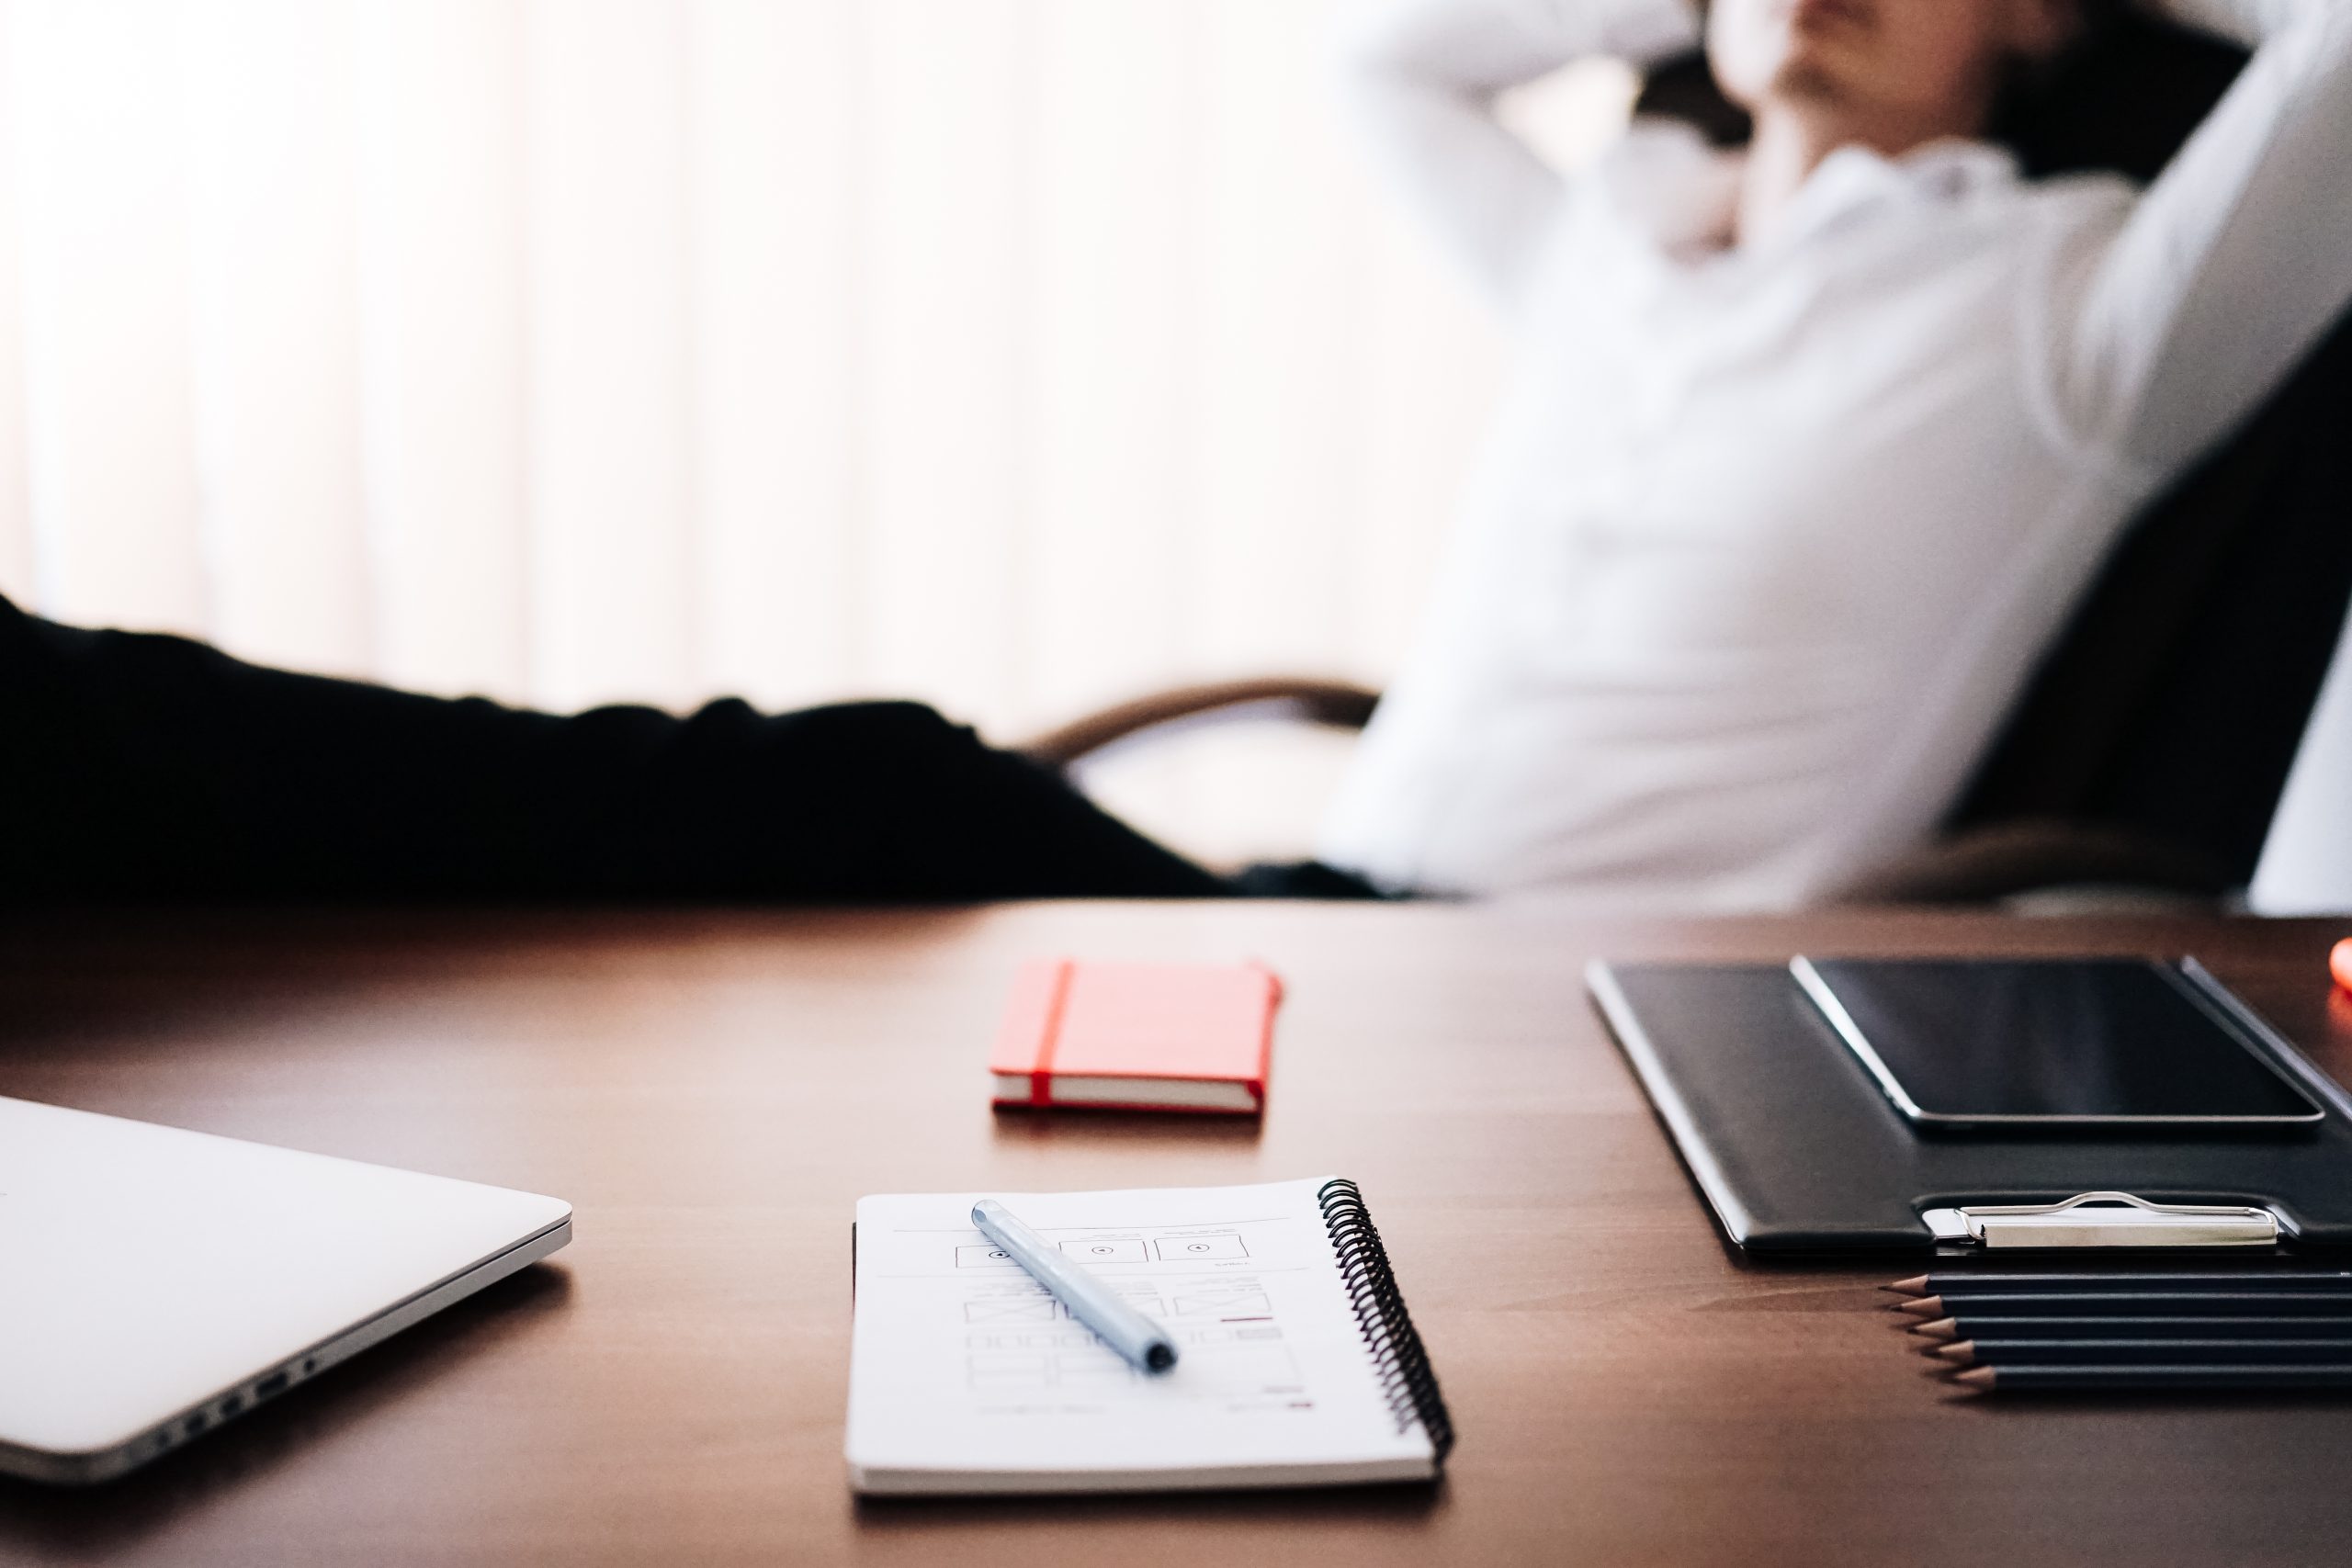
[2334,939,2352,995]
[989,958,1283,1114]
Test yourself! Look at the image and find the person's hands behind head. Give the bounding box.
[1707,0,2086,143]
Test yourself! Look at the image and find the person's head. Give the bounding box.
[1705,0,2094,148]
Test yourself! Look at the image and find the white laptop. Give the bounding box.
[0,1094,571,1484]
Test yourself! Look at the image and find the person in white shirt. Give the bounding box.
[7,0,2346,908]
[1314,0,2352,908]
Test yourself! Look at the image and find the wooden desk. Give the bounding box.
[1,903,2349,1567]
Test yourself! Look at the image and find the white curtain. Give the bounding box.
[0,0,1641,864]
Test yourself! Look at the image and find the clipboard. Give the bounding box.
[1585,958,2352,1256]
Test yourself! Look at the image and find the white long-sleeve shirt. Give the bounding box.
[1315,0,2352,908]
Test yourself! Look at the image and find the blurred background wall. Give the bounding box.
[0,0,2339,902]
[0,0,1638,867]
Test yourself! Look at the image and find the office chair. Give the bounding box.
[1024,17,2352,905]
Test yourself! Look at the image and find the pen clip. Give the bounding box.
[1921,1190,2281,1249]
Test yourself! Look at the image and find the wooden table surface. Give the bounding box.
[2,901,2350,1568]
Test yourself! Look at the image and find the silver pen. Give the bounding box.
[970,1199,1179,1374]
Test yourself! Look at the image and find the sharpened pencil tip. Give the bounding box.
[1885,1275,1929,1297]
[1953,1366,1996,1391]
[1895,1297,1944,1317]
[1908,1317,1959,1341]
[1932,1342,1976,1364]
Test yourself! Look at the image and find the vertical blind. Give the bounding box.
[0,0,1637,863]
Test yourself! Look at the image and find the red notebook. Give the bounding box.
[989,959,1283,1113]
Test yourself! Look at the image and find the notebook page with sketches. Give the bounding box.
[846,1178,1450,1495]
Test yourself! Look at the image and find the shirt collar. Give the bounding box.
[1598,123,2022,258]
[1769,137,2021,245]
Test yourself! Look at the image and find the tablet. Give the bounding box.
[1790,956,2326,1130]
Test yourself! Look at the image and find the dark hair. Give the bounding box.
[1637,4,2246,182]
[1993,2,2242,179]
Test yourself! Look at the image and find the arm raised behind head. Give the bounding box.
[2052,0,2352,470]
[1333,0,1701,312]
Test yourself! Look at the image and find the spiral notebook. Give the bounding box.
[845,1178,1453,1495]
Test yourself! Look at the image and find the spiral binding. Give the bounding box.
[1317,1178,1454,1461]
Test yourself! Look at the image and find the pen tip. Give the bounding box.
[1931,1342,1976,1365]
[1908,1318,1959,1342]
[1895,1297,1944,1318]
[1953,1366,1996,1391]
[1884,1275,1929,1297]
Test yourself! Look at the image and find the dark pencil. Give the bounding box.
[1897,1292,2352,1319]
[1931,1338,2352,1368]
[1909,1314,2352,1344]
[1953,1363,2352,1393]
[1886,1271,2352,1299]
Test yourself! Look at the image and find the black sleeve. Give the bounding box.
[0,595,1227,902]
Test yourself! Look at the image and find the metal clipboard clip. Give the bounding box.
[1921,1191,2281,1249]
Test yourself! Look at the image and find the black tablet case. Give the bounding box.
[1588,961,2352,1255]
